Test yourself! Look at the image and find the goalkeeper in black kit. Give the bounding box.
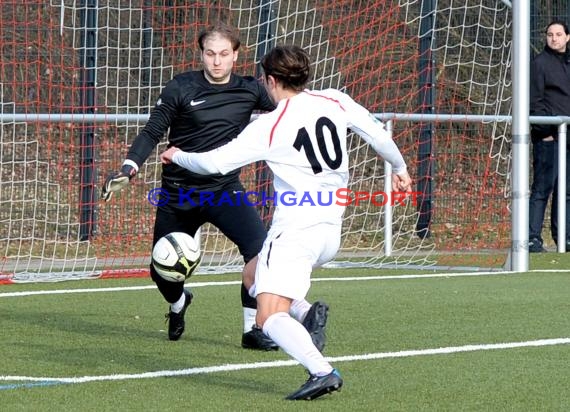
[101,21,277,350]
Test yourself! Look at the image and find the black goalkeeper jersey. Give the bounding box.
[126,70,275,191]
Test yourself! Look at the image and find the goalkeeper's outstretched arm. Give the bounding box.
[100,79,180,202]
[101,162,138,202]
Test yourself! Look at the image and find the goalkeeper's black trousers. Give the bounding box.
[149,183,266,307]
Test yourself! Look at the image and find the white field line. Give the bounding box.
[0,271,568,388]
[1,269,563,298]
[1,337,569,385]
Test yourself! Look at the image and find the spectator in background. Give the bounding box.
[529,19,570,252]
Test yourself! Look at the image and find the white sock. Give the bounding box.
[243,307,257,333]
[263,312,333,376]
[289,299,312,322]
[170,291,186,313]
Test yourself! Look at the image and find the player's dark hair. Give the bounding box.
[198,21,241,51]
[261,45,311,92]
[546,19,570,35]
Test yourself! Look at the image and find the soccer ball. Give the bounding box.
[152,232,201,282]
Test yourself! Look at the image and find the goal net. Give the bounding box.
[0,1,514,282]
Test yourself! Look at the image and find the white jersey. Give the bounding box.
[172,88,407,229]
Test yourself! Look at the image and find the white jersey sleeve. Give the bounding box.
[324,89,408,175]
[171,114,274,175]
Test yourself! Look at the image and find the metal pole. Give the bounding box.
[384,120,394,257]
[141,0,153,102]
[78,0,98,241]
[557,123,567,252]
[4,112,570,125]
[510,1,530,271]
[254,0,277,227]
[255,0,277,78]
[416,0,435,240]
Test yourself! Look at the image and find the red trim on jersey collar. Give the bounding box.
[269,98,290,146]
[302,90,346,111]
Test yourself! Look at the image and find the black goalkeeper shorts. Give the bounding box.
[152,186,267,263]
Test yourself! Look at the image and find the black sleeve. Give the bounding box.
[529,57,554,139]
[255,79,277,112]
[125,78,181,167]
[530,58,547,116]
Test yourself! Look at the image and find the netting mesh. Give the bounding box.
[0,0,526,281]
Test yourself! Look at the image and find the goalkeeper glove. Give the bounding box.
[101,164,137,202]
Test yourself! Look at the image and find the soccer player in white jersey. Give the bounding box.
[161,45,412,401]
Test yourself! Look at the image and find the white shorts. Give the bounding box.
[252,223,341,301]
